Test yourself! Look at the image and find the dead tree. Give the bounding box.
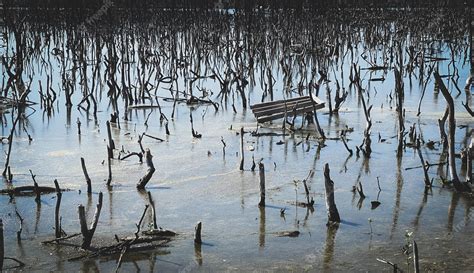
[148,191,157,230]
[194,222,202,244]
[323,163,341,224]
[434,72,471,192]
[0,219,3,271]
[2,112,20,178]
[106,121,115,159]
[54,180,63,238]
[258,162,265,207]
[438,107,449,150]
[353,64,372,157]
[239,127,244,170]
[395,69,405,157]
[81,158,92,194]
[30,170,41,202]
[136,149,155,189]
[78,192,103,249]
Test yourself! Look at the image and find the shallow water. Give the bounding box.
[0,8,473,272]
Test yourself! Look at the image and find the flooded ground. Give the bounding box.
[1,7,473,272]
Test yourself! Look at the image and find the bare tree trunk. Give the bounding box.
[148,191,157,230]
[467,135,473,183]
[81,157,92,194]
[0,219,3,271]
[434,72,471,192]
[323,163,340,224]
[78,192,103,249]
[54,180,62,238]
[136,149,155,189]
[438,107,449,151]
[194,222,202,244]
[2,113,20,178]
[106,121,115,159]
[395,69,405,157]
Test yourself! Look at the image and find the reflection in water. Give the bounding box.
[34,201,41,234]
[259,206,266,249]
[390,156,404,239]
[194,242,203,266]
[447,192,460,232]
[413,190,429,233]
[81,259,100,273]
[323,225,339,271]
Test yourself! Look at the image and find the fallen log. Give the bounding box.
[0,185,59,196]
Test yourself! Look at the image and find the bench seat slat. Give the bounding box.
[252,99,315,118]
[256,103,325,123]
[249,96,311,109]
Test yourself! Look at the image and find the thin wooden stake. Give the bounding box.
[239,127,244,170]
[258,162,265,207]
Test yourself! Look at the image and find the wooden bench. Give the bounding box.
[250,94,325,123]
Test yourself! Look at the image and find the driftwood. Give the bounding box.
[323,163,340,224]
[0,185,57,196]
[136,149,155,189]
[434,72,471,192]
[78,192,103,249]
[258,162,265,207]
